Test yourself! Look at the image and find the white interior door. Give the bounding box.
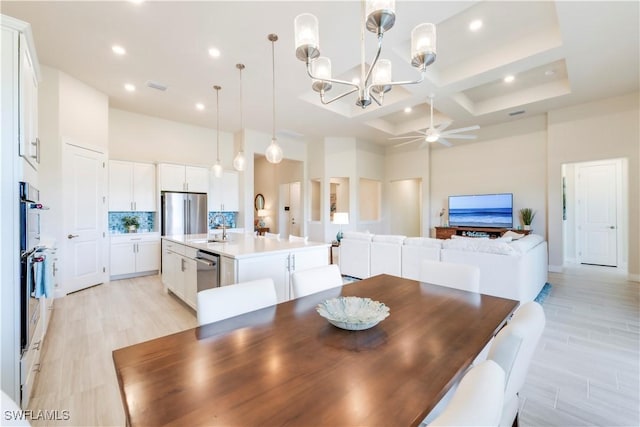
[63,143,107,293]
[289,182,301,237]
[576,160,619,267]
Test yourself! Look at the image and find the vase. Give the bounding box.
[128,225,137,233]
[524,225,531,231]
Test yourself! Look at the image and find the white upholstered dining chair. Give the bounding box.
[429,360,505,427]
[264,232,280,240]
[419,260,480,293]
[291,264,343,299]
[196,278,277,326]
[487,301,546,427]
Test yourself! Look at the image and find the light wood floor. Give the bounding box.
[28,268,639,426]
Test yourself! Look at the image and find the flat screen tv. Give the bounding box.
[448,193,513,228]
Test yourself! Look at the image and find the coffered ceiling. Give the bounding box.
[3,1,638,147]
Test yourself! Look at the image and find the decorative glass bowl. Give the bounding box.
[317,296,390,330]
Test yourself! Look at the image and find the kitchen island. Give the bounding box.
[161,234,330,308]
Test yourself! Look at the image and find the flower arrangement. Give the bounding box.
[121,215,140,232]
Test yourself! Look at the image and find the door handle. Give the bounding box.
[67,234,79,239]
[609,226,616,229]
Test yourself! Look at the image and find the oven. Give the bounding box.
[19,181,47,354]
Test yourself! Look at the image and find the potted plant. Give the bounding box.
[520,208,535,230]
[122,215,140,233]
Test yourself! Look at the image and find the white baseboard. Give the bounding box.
[628,273,640,283]
[548,265,563,273]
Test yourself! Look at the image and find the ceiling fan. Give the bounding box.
[390,96,480,148]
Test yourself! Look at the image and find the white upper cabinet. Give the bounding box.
[209,170,239,212]
[159,163,209,193]
[109,160,156,211]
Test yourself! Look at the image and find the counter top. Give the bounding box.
[162,234,330,260]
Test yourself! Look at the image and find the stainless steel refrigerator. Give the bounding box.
[161,192,208,235]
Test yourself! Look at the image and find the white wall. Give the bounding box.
[385,147,430,235]
[390,178,422,236]
[38,66,109,296]
[547,93,639,277]
[430,115,548,238]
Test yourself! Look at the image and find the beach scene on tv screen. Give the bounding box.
[449,194,513,228]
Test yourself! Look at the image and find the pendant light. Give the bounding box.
[265,33,283,164]
[212,85,223,178]
[233,63,246,171]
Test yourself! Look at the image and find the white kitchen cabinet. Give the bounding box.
[159,163,209,193]
[161,240,198,309]
[110,234,160,279]
[235,246,329,303]
[237,252,291,303]
[2,16,40,172]
[109,160,156,211]
[209,170,239,211]
[220,256,236,287]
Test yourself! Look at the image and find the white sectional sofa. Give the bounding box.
[339,232,548,303]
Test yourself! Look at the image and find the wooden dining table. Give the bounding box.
[113,274,518,427]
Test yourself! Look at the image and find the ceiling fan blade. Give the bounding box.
[388,135,423,140]
[436,121,453,132]
[438,138,453,147]
[441,134,477,140]
[441,125,480,135]
[393,138,424,147]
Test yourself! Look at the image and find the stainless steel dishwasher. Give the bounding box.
[195,250,219,292]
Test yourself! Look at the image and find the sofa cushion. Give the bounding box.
[443,238,517,256]
[503,230,526,240]
[404,237,443,248]
[372,234,406,244]
[341,231,373,241]
[509,234,544,254]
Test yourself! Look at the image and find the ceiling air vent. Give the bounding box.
[509,110,525,116]
[146,80,168,91]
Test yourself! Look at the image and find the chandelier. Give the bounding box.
[294,0,436,109]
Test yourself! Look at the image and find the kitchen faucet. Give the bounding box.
[211,213,228,241]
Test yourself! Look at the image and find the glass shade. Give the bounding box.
[411,23,437,68]
[372,59,392,85]
[212,161,223,178]
[365,0,396,33]
[294,13,320,61]
[265,139,283,164]
[311,57,332,92]
[233,151,245,171]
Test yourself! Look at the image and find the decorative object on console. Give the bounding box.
[391,95,480,147]
[332,212,349,242]
[257,209,268,228]
[520,208,535,230]
[233,63,246,171]
[294,0,436,109]
[211,85,223,178]
[121,215,140,233]
[265,34,283,164]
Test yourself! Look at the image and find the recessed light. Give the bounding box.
[208,47,221,58]
[124,83,136,92]
[469,19,483,31]
[503,75,515,83]
[196,103,205,111]
[112,45,126,55]
[129,0,144,4]
[545,69,556,76]
[404,107,412,113]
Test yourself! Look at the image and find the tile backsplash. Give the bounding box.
[209,212,238,230]
[109,212,156,233]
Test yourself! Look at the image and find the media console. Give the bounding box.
[434,226,531,240]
